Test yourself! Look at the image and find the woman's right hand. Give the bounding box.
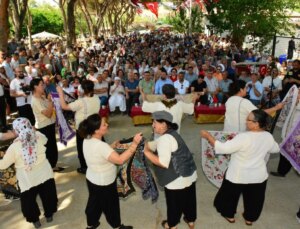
[133,132,143,145]
[56,85,63,95]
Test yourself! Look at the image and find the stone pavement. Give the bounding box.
[0,115,299,229]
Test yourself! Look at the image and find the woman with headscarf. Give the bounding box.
[144,111,197,229]
[78,114,142,229]
[0,118,58,228]
[201,109,280,226]
[57,80,100,174]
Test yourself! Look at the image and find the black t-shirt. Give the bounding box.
[191,80,207,92]
[281,69,300,99]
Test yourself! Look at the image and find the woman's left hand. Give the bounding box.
[200,130,210,139]
[133,132,143,145]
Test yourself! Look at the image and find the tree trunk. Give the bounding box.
[78,0,94,37]
[67,0,77,46]
[27,8,32,50]
[0,0,10,52]
[58,0,68,37]
[10,0,28,41]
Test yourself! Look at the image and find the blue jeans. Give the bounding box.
[99,96,108,106]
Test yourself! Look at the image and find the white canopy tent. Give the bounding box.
[31,31,62,39]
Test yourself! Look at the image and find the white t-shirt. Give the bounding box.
[224,96,256,132]
[204,76,219,93]
[262,76,282,91]
[83,138,116,186]
[174,79,190,95]
[215,131,279,184]
[142,100,194,133]
[10,77,32,107]
[31,96,55,129]
[0,131,53,192]
[25,66,38,78]
[68,96,100,129]
[148,134,197,189]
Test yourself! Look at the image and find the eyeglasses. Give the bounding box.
[246,119,257,122]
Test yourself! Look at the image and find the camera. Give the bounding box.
[20,83,31,95]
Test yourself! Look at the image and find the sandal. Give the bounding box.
[161,220,170,229]
[183,217,195,229]
[223,216,235,223]
[242,213,252,226]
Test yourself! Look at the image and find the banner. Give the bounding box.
[201,131,237,188]
[276,85,299,138]
[280,116,300,174]
[51,92,75,146]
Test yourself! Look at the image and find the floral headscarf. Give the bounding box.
[13,118,37,170]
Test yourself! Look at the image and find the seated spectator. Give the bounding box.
[125,71,139,115]
[204,69,220,103]
[262,68,282,108]
[169,68,178,82]
[213,66,223,81]
[154,68,173,95]
[72,76,81,98]
[94,74,109,106]
[227,60,237,81]
[174,72,189,95]
[185,66,198,85]
[86,67,98,83]
[109,77,126,113]
[139,71,154,104]
[191,75,208,105]
[62,79,75,100]
[239,71,251,83]
[218,71,233,104]
[102,69,112,84]
[246,73,263,106]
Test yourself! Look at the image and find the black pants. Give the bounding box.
[38,124,58,168]
[126,93,139,115]
[18,104,35,126]
[0,96,7,129]
[20,179,58,223]
[276,154,292,176]
[85,179,121,228]
[214,179,267,222]
[164,182,197,227]
[76,130,87,169]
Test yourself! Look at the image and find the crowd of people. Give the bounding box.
[0,31,300,229]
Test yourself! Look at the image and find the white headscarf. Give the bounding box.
[13,118,37,170]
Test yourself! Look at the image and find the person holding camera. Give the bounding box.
[246,73,263,106]
[10,67,35,126]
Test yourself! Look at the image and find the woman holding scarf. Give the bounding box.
[0,118,58,228]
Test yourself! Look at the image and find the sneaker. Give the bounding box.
[270,172,285,177]
[33,220,41,228]
[118,224,133,229]
[297,213,300,223]
[53,167,65,172]
[46,216,53,222]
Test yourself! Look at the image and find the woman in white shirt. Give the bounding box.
[0,118,57,228]
[78,114,142,229]
[224,80,283,132]
[144,111,197,229]
[30,78,62,171]
[201,109,280,226]
[57,80,100,174]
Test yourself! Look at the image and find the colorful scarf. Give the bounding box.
[131,138,159,203]
[51,92,75,145]
[161,98,177,108]
[12,118,37,171]
[116,156,135,198]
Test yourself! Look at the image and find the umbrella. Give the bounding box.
[31,31,62,39]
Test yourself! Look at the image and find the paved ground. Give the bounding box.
[0,115,299,229]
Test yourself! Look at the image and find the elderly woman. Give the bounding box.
[57,80,100,174]
[109,77,126,113]
[201,109,280,226]
[78,114,142,229]
[0,118,58,228]
[224,80,284,132]
[144,111,197,229]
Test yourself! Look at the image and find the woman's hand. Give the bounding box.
[133,132,143,145]
[56,85,63,96]
[111,140,120,148]
[200,130,210,139]
[275,102,285,110]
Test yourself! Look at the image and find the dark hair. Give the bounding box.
[81,80,94,96]
[78,114,101,138]
[144,71,150,74]
[30,78,43,91]
[251,109,272,130]
[160,67,167,74]
[156,119,178,131]
[228,80,246,96]
[162,84,176,99]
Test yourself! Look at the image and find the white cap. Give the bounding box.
[114,77,121,81]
